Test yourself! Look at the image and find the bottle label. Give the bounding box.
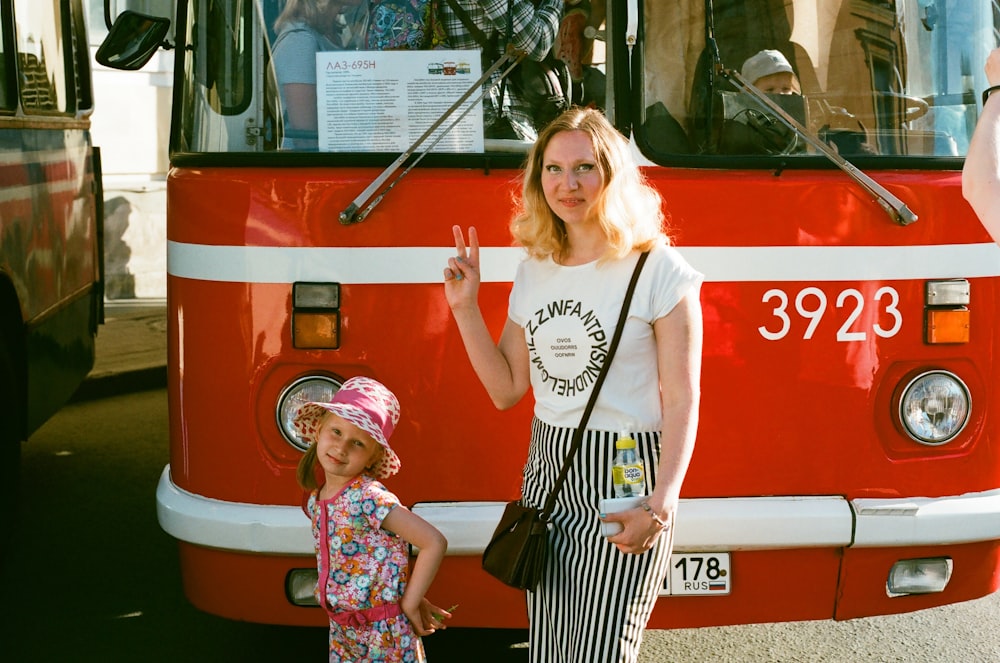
[622,466,644,484]
[613,465,645,485]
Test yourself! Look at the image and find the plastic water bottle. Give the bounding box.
[612,431,646,498]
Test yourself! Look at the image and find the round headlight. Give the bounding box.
[276,376,341,450]
[898,370,970,445]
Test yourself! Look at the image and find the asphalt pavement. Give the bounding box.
[71,299,168,402]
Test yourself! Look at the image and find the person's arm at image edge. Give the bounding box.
[963,48,1000,243]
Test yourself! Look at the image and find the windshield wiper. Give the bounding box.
[720,65,918,226]
[339,50,525,225]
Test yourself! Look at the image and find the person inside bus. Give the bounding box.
[741,48,801,95]
[556,0,607,111]
[738,48,874,157]
[714,49,805,155]
[443,107,703,663]
[439,0,564,141]
[963,46,1000,242]
[271,0,367,149]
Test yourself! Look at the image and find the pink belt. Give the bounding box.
[329,603,402,629]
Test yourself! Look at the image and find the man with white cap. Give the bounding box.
[741,49,801,95]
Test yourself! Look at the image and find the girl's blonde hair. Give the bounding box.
[510,107,669,261]
[295,413,386,490]
[296,443,322,490]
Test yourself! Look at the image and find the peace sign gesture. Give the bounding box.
[444,225,481,312]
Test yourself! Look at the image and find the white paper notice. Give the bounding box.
[317,50,484,153]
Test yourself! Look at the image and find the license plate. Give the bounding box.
[662,553,731,596]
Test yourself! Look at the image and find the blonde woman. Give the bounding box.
[444,107,703,662]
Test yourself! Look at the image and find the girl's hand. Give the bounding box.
[402,597,453,636]
[444,225,481,312]
[602,504,672,555]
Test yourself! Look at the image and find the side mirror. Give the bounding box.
[95,10,171,71]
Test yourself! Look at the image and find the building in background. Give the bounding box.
[86,0,172,299]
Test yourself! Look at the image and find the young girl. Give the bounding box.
[294,376,451,662]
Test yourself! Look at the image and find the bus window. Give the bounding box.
[14,0,70,114]
[203,0,252,115]
[177,0,262,151]
[639,0,992,160]
[175,0,576,154]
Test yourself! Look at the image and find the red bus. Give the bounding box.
[101,0,1000,628]
[1,0,103,551]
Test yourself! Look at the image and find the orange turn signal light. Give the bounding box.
[293,282,340,349]
[293,311,340,349]
[925,309,969,344]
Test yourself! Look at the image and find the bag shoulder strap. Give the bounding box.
[540,250,651,519]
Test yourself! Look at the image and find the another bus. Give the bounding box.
[1,0,103,551]
[101,0,1000,628]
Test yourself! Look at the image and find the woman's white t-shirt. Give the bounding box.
[508,243,703,432]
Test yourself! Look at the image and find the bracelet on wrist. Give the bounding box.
[639,500,670,530]
[983,84,1000,106]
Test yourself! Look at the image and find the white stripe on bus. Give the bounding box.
[0,180,88,204]
[155,466,1000,555]
[0,146,89,166]
[166,240,1000,284]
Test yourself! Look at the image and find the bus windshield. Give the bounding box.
[172,0,994,161]
[638,0,994,160]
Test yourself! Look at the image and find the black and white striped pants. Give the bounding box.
[521,418,673,663]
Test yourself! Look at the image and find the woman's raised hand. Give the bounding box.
[444,225,481,311]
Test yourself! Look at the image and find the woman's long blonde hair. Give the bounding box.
[510,107,669,261]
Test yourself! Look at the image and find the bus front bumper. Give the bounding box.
[155,465,1000,554]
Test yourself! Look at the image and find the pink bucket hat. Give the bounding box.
[293,376,402,478]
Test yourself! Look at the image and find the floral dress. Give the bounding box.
[304,475,425,663]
